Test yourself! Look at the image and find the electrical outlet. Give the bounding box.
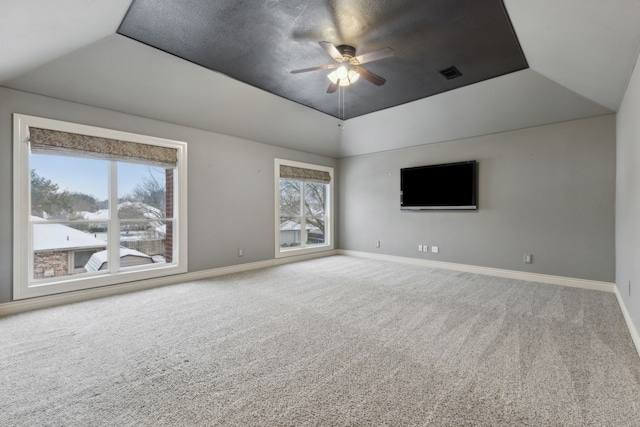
[523,253,532,264]
[376,240,380,248]
[238,248,244,257]
[418,245,423,252]
[431,246,439,253]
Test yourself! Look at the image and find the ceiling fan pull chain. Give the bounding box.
[340,87,343,120]
[339,86,345,121]
[338,86,341,120]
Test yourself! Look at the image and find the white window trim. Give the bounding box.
[13,114,188,300]
[274,158,334,258]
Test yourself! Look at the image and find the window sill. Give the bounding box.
[275,244,334,259]
[15,263,187,300]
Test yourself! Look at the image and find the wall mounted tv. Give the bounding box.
[400,161,478,210]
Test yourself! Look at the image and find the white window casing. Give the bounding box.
[13,114,188,300]
[274,158,334,258]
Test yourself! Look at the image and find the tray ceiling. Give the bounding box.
[117,0,528,120]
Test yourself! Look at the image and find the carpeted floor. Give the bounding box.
[1,255,639,426]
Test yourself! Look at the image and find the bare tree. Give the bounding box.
[279,180,325,234]
[122,167,167,219]
[279,180,301,217]
[303,182,326,234]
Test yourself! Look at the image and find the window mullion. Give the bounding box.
[299,181,306,248]
[325,186,330,246]
[108,161,119,273]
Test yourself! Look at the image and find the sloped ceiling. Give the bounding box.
[0,0,132,82]
[1,0,639,158]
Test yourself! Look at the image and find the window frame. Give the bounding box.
[13,114,188,300]
[274,158,334,258]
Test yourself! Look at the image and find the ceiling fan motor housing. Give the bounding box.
[337,45,356,59]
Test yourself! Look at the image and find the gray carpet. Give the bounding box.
[1,255,639,426]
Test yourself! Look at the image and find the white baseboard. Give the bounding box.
[337,250,615,293]
[614,286,640,358]
[0,250,338,317]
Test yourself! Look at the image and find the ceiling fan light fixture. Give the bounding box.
[327,66,360,87]
[327,70,339,84]
[348,68,360,83]
[294,42,392,94]
[336,65,349,80]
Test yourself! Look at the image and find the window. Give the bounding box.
[275,159,333,257]
[72,250,100,272]
[13,114,188,300]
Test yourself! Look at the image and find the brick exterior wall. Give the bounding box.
[34,251,69,279]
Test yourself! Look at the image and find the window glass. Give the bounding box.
[32,221,108,280]
[279,180,301,217]
[31,154,108,221]
[304,182,326,245]
[120,220,172,267]
[30,159,177,279]
[118,163,170,220]
[279,217,302,248]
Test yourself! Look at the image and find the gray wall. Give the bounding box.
[616,52,640,335]
[0,85,620,305]
[0,87,337,303]
[338,115,616,282]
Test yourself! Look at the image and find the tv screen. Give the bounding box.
[400,161,478,210]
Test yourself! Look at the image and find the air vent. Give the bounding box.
[439,66,462,80]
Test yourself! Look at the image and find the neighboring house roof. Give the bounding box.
[84,248,154,272]
[77,209,109,221]
[78,202,162,221]
[32,216,107,252]
[280,220,321,233]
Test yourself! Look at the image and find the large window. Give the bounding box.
[13,114,187,300]
[275,159,333,257]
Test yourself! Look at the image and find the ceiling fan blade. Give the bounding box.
[327,82,339,94]
[352,47,394,65]
[291,64,336,74]
[355,67,386,86]
[319,41,344,62]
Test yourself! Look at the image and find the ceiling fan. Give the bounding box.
[291,42,394,93]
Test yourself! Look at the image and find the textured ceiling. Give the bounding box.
[117,0,528,120]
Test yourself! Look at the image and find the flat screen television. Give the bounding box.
[400,161,478,210]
